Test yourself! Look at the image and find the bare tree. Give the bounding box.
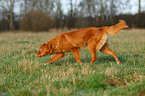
[55,0,63,28]
[65,0,79,28]
[0,0,17,30]
[110,0,116,23]
[78,0,98,26]
[44,0,54,16]
[138,0,141,14]
[21,0,55,16]
[100,0,104,21]
[138,0,141,27]
[24,0,28,13]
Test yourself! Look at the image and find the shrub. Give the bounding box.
[20,11,55,32]
[0,19,9,32]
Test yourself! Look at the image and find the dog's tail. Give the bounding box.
[106,20,128,35]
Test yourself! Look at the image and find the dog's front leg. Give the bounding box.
[44,53,65,65]
[70,48,83,64]
[88,42,97,64]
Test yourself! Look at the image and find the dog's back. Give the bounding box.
[56,27,104,49]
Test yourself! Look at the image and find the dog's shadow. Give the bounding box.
[81,53,143,64]
[43,53,143,66]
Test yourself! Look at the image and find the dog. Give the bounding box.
[36,20,128,65]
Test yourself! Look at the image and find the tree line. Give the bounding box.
[0,0,144,32]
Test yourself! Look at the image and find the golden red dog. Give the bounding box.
[36,20,128,65]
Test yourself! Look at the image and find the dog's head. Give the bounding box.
[36,43,53,57]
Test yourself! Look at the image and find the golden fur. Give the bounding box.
[36,20,128,64]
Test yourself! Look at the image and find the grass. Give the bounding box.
[0,29,145,96]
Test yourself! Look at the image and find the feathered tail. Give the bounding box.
[107,20,128,35]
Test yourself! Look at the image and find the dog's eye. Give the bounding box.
[46,50,50,53]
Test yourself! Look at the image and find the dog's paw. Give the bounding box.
[44,63,48,65]
[117,61,120,64]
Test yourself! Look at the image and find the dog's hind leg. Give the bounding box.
[70,48,83,64]
[44,53,65,65]
[100,44,120,64]
[88,41,97,64]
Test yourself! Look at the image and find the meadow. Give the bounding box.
[0,29,145,96]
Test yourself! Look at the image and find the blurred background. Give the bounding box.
[0,0,145,32]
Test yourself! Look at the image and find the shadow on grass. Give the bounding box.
[39,53,144,66]
[97,54,143,64]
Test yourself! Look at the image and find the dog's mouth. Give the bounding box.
[36,53,49,57]
[36,54,43,57]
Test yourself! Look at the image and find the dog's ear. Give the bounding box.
[46,43,53,54]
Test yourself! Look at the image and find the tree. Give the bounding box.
[78,0,98,26]
[138,0,141,27]
[100,0,104,20]
[55,0,63,28]
[66,0,79,28]
[138,0,141,14]
[0,0,18,30]
[110,0,115,23]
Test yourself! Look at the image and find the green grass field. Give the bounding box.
[0,29,145,96]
